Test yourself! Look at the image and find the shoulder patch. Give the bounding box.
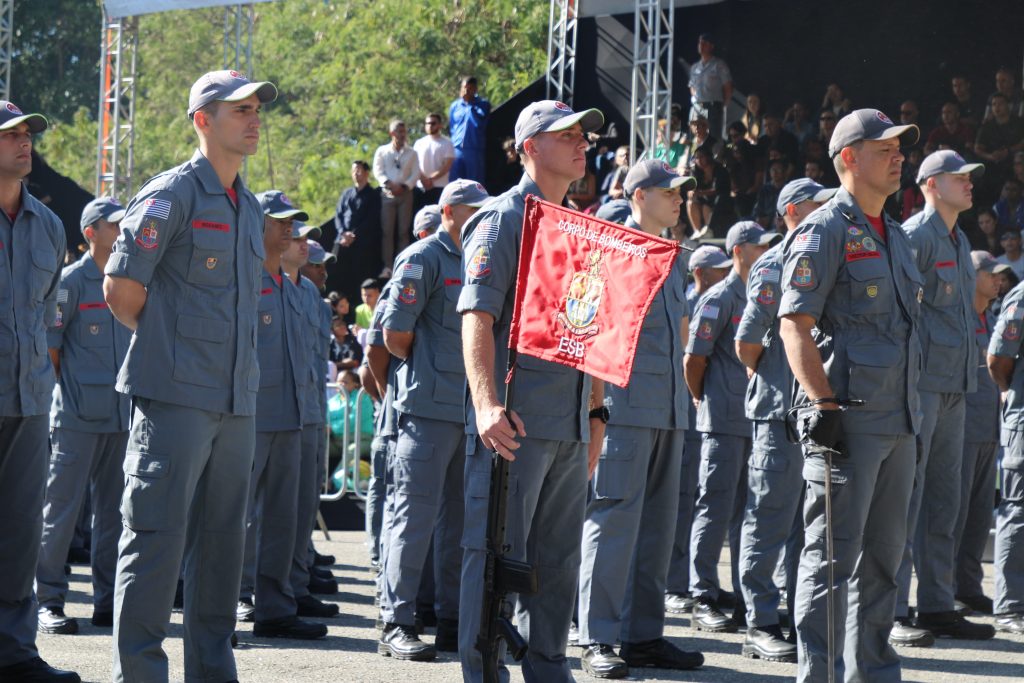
[56,289,69,303]
[135,219,160,250]
[476,217,500,244]
[467,244,491,279]
[700,303,720,320]
[793,233,821,253]
[142,198,172,220]
[696,320,714,340]
[792,256,815,288]
[399,262,423,280]
[398,282,417,305]
[758,267,780,283]
[756,285,776,305]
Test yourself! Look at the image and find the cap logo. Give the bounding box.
[280,193,292,206]
[475,183,485,192]
[875,111,893,124]
[228,70,245,79]
[553,101,572,112]
[954,152,964,163]
[5,102,21,115]
[661,161,675,174]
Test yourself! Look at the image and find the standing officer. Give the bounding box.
[378,178,489,660]
[665,245,731,615]
[577,160,702,679]
[457,100,605,683]
[0,100,79,682]
[685,221,778,634]
[688,33,732,138]
[37,198,131,636]
[734,179,836,662]
[777,108,922,683]
[894,150,994,642]
[987,276,1024,635]
[103,70,277,682]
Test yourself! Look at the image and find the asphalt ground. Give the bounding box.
[38,530,1023,682]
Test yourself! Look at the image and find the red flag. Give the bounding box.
[509,196,679,388]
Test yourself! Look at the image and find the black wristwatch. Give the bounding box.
[588,406,610,424]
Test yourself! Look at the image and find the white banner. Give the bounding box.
[104,0,277,19]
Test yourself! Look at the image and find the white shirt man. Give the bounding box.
[413,113,455,200]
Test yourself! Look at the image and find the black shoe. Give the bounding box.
[0,656,81,682]
[692,599,737,633]
[665,592,695,614]
[888,617,935,647]
[916,611,996,640]
[236,598,255,622]
[581,644,628,679]
[173,579,184,611]
[717,589,738,610]
[434,617,458,652]
[995,613,1024,634]
[732,602,748,629]
[296,594,339,618]
[308,574,338,595]
[417,608,438,629]
[314,551,335,566]
[37,607,78,635]
[63,564,70,576]
[90,610,113,628]
[378,623,436,661]
[66,547,90,565]
[742,625,797,663]
[311,565,335,581]
[253,615,327,640]
[231,632,238,648]
[956,594,994,615]
[621,637,703,670]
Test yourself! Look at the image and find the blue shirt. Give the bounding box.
[366,280,398,438]
[296,275,330,426]
[255,270,304,432]
[965,309,998,444]
[449,95,490,151]
[48,254,131,433]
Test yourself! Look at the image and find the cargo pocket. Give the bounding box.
[925,323,961,378]
[433,352,466,406]
[846,343,901,411]
[514,354,574,417]
[930,265,957,308]
[747,451,790,511]
[30,246,57,302]
[186,227,233,287]
[593,438,635,501]
[628,356,670,409]
[171,314,230,388]
[120,452,174,532]
[393,439,434,497]
[75,370,117,421]
[461,465,492,551]
[845,258,890,316]
[46,451,81,503]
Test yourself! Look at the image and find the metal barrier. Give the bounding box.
[319,382,370,502]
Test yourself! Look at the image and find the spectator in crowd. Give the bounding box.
[783,100,814,146]
[968,207,1003,254]
[448,75,490,183]
[804,158,825,184]
[496,137,522,193]
[687,147,733,236]
[688,32,732,137]
[679,116,720,173]
[334,160,382,303]
[802,137,839,187]
[327,290,351,321]
[994,178,1024,230]
[600,145,630,201]
[567,166,598,212]
[899,99,921,129]
[723,122,761,218]
[900,147,926,219]
[373,119,420,276]
[997,227,1024,279]
[1014,150,1024,186]
[752,158,788,228]
[926,101,976,155]
[412,112,454,207]
[354,278,381,336]
[740,93,766,144]
[816,109,838,147]
[758,112,800,175]
[330,316,363,371]
[655,118,687,169]
[820,82,852,118]
[951,74,982,128]
[975,93,1024,191]
[985,66,1024,121]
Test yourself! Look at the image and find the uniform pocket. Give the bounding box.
[433,352,466,406]
[30,246,57,302]
[393,439,434,497]
[846,343,901,411]
[75,370,117,420]
[747,451,790,511]
[46,451,81,503]
[171,314,231,388]
[514,354,574,417]
[929,266,957,308]
[443,286,462,331]
[628,355,671,409]
[461,465,492,550]
[593,437,635,500]
[845,258,890,316]
[120,452,175,531]
[187,227,233,287]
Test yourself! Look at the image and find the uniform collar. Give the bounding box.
[190,149,243,197]
[832,186,896,238]
[81,253,102,280]
[436,228,460,256]
[726,269,744,296]
[517,172,546,202]
[624,215,640,230]
[919,203,961,238]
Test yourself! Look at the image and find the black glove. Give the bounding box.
[801,409,844,453]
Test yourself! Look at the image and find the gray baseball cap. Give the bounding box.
[916,149,985,184]
[307,239,336,265]
[0,100,47,134]
[776,178,838,216]
[623,159,697,197]
[291,219,321,240]
[828,108,919,159]
[971,250,1011,274]
[594,198,632,224]
[256,190,309,221]
[688,245,731,271]
[80,197,126,231]
[725,220,782,253]
[413,205,442,238]
[514,100,604,151]
[439,179,490,207]
[188,70,277,118]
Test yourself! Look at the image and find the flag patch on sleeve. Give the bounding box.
[56,289,69,303]
[400,263,423,280]
[793,233,820,253]
[476,218,500,243]
[142,198,172,220]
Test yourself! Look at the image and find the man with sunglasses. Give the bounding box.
[413,112,455,209]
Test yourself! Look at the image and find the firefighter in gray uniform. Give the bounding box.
[37,198,131,636]
[986,279,1024,635]
[894,150,995,643]
[103,71,276,683]
[777,108,922,683]
[0,101,79,683]
[378,179,489,660]
[577,160,703,679]
[685,221,778,633]
[458,100,605,683]
[734,179,836,662]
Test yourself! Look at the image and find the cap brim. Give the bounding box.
[107,209,126,223]
[709,259,732,269]
[655,176,697,192]
[756,232,783,246]
[0,113,48,134]
[268,208,309,221]
[950,162,985,177]
[872,123,920,147]
[311,254,337,265]
[223,81,278,105]
[295,225,322,239]
[545,108,605,135]
[812,187,839,203]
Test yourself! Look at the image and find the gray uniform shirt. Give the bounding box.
[688,56,732,103]
[736,244,793,422]
[367,281,398,438]
[0,185,65,417]
[382,229,466,424]
[687,270,749,437]
[988,283,1024,434]
[457,173,592,443]
[296,275,329,427]
[48,253,131,433]
[604,217,688,431]
[965,309,998,444]
[106,150,265,415]
[778,187,924,436]
[902,206,976,394]
[255,270,304,432]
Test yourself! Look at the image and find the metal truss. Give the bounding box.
[95,11,138,198]
[629,0,674,164]
[546,0,578,106]
[0,0,12,101]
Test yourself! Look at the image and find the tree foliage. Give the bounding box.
[27,0,548,219]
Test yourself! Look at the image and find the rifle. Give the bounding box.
[476,349,539,682]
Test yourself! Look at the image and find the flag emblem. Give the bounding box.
[143,198,172,220]
[206,257,218,270]
[556,250,605,340]
[467,244,491,278]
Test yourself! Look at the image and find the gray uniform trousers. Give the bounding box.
[291,424,322,600]
[459,437,587,683]
[689,432,751,601]
[113,398,254,683]
[380,414,465,624]
[666,427,701,594]
[306,423,328,572]
[793,431,915,683]
[376,437,397,597]
[239,430,301,622]
[366,434,390,564]
[740,420,804,626]
[578,426,683,646]
[896,390,965,616]
[953,440,998,600]
[0,414,49,668]
[995,430,1024,615]
[37,428,128,612]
